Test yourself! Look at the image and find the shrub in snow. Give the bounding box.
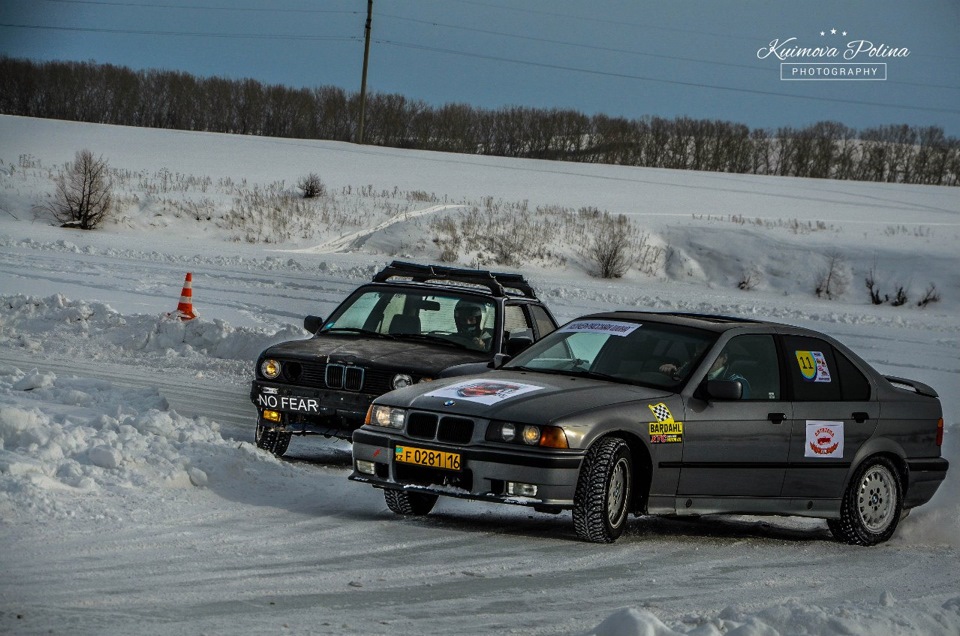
[44,149,114,230]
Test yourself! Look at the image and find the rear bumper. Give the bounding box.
[349,428,584,508]
[905,457,949,509]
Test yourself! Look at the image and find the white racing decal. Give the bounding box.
[425,380,544,405]
[558,320,640,337]
[805,420,844,458]
[257,394,320,413]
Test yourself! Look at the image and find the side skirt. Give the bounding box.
[647,495,841,519]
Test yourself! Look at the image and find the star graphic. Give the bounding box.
[820,31,825,36]
[842,31,848,36]
[831,28,837,35]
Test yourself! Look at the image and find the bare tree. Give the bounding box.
[296,173,326,199]
[815,251,848,299]
[589,213,632,278]
[865,267,887,305]
[917,283,941,307]
[47,149,113,229]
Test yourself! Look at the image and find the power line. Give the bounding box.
[378,13,772,75]
[380,39,960,117]
[0,22,361,42]
[377,13,960,92]
[39,0,359,14]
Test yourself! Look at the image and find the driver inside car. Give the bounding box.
[454,300,492,351]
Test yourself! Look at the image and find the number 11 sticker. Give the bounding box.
[795,351,832,383]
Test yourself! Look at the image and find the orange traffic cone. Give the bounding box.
[171,272,197,321]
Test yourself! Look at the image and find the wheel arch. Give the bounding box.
[847,438,909,496]
[586,430,652,514]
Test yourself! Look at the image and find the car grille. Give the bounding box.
[277,361,393,394]
[406,413,475,444]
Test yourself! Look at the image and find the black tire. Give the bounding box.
[384,489,438,516]
[828,457,903,546]
[255,421,291,458]
[573,437,633,543]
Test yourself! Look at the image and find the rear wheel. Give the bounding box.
[255,421,292,458]
[828,457,903,546]
[384,489,438,516]
[573,437,633,543]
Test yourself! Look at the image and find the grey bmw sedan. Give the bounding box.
[350,312,948,544]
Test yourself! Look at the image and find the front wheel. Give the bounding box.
[255,421,292,458]
[384,489,438,516]
[573,437,633,543]
[828,457,903,546]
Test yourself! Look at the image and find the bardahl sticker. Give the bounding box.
[648,402,683,443]
[559,320,641,337]
[796,350,832,383]
[424,380,544,405]
[805,420,844,458]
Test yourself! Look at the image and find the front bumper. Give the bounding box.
[251,380,374,438]
[349,428,585,508]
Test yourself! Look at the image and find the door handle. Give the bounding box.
[767,412,785,424]
[852,411,869,423]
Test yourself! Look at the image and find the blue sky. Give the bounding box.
[2,0,959,135]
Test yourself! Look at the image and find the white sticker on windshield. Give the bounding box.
[424,380,544,405]
[559,320,640,337]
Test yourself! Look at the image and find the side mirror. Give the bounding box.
[490,353,512,369]
[506,335,533,356]
[704,379,743,401]
[303,315,324,334]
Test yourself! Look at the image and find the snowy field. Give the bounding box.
[0,115,958,635]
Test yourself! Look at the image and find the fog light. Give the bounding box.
[262,410,281,423]
[356,460,377,475]
[506,482,538,497]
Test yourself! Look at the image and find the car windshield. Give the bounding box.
[320,289,497,353]
[504,318,717,389]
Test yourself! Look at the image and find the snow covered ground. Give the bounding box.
[0,115,958,635]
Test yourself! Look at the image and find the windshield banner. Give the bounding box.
[558,320,640,337]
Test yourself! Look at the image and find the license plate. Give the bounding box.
[256,393,320,413]
[394,445,461,471]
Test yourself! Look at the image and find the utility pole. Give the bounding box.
[357,0,373,144]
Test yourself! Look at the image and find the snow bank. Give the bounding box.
[591,596,960,636]
[0,365,231,519]
[0,293,302,362]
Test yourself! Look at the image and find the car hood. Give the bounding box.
[392,370,673,423]
[260,334,487,374]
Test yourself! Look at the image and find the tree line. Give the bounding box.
[2,56,957,186]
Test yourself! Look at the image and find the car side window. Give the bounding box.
[834,350,872,401]
[717,335,780,400]
[504,304,534,340]
[529,304,557,338]
[782,336,842,401]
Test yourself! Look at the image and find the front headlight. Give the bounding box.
[522,425,541,445]
[368,405,406,429]
[260,358,281,379]
[391,373,413,389]
[486,421,568,448]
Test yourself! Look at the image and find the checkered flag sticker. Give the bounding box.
[648,402,674,424]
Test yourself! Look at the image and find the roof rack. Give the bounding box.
[371,261,537,298]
